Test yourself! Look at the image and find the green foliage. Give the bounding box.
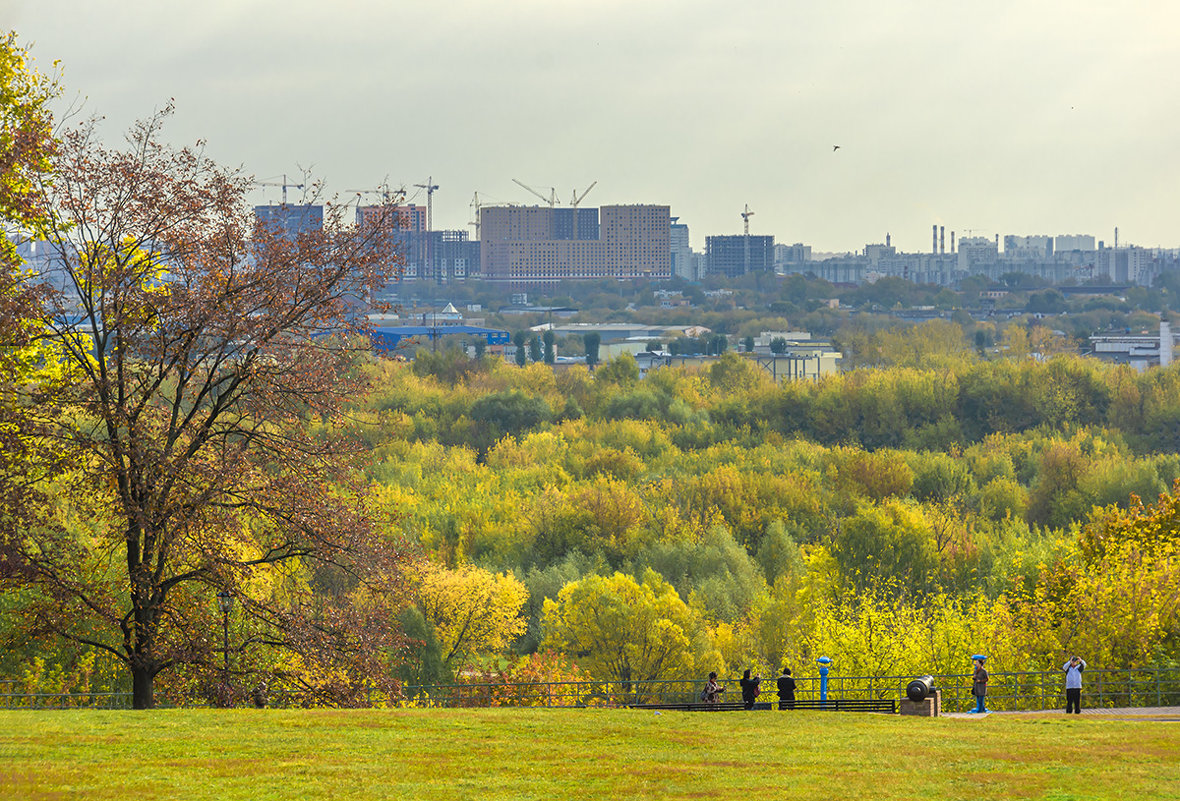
[541,569,701,684]
[832,501,938,594]
[583,332,601,368]
[594,352,640,386]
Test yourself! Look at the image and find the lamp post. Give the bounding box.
[216,590,234,697]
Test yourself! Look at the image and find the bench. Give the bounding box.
[630,698,896,713]
[788,698,896,713]
[629,702,749,712]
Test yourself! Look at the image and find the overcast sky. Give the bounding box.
[9,0,1179,253]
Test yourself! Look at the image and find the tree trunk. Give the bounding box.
[132,662,155,709]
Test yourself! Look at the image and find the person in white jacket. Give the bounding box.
[1063,656,1087,714]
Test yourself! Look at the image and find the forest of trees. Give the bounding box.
[349,343,1180,691]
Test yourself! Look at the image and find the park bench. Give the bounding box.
[629,702,749,711]
[788,698,896,713]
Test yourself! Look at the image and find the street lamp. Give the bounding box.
[216,590,234,695]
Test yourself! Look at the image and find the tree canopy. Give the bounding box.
[2,107,408,708]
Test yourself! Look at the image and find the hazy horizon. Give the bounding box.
[9,0,1179,253]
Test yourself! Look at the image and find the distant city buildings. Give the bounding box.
[670,219,695,281]
[479,204,670,284]
[253,204,323,237]
[244,199,1177,289]
[705,234,775,277]
[792,229,1177,288]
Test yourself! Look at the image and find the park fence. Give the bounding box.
[3,668,1178,712]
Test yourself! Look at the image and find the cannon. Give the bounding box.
[906,675,936,703]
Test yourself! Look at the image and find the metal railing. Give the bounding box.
[3,668,1178,712]
[397,669,1180,712]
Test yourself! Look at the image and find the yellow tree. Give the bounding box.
[413,562,528,674]
[1,32,70,595]
[541,569,699,689]
[1013,485,1180,668]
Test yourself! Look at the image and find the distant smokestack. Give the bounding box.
[1115,226,1119,249]
[933,225,937,254]
[995,233,999,249]
[940,226,945,254]
[886,233,891,248]
[951,231,956,254]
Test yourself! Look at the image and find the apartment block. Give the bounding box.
[479,204,671,284]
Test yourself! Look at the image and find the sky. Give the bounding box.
[8,0,1180,254]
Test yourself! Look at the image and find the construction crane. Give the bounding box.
[347,185,405,228]
[512,178,558,207]
[413,177,439,232]
[253,173,305,205]
[413,176,439,281]
[570,181,597,208]
[741,204,755,275]
[741,203,755,235]
[570,181,597,240]
[468,192,519,240]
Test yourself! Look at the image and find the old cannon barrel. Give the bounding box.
[906,675,936,702]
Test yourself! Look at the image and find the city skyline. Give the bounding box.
[10,0,1180,253]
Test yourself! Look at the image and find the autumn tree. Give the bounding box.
[2,108,407,708]
[541,569,699,689]
[0,33,72,612]
[411,562,527,676]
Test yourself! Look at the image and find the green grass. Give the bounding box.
[1,708,1177,800]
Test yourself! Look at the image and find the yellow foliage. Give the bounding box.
[412,561,528,672]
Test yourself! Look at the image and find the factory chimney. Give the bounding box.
[940,226,945,254]
[932,224,937,254]
[951,231,956,254]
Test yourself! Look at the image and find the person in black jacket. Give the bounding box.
[776,668,796,710]
[739,669,761,710]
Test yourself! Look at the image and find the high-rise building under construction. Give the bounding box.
[479,204,671,284]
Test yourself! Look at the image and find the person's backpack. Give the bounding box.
[700,686,709,701]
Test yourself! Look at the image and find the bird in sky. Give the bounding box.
[832,145,841,151]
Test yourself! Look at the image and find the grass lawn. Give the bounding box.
[1,707,1177,800]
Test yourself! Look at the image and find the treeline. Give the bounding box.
[349,345,1180,689]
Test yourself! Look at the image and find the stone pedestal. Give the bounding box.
[899,689,941,717]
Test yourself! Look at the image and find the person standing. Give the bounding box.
[971,658,989,713]
[740,669,761,710]
[1063,656,1087,714]
[776,668,797,710]
[700,671,725,704]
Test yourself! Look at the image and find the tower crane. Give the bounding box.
[253,173,305,205]
[512,178,558,207]
[468,192,519,240]
[347,185,405,227]
[413,177,439,232]
[570,181,597,240]
[413,176,440,281]
[741,204,754,275]
[741,203,754,235]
